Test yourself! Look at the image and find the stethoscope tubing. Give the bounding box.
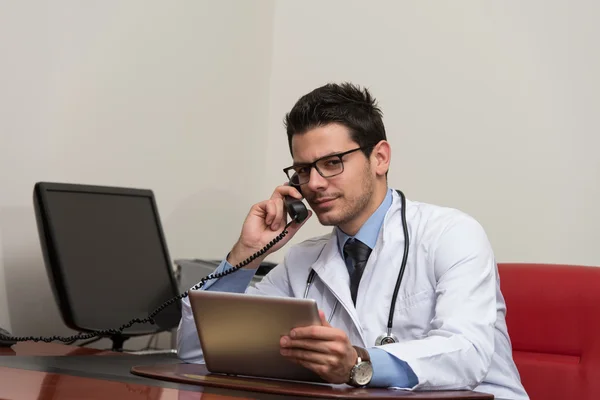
[303,190,409,342]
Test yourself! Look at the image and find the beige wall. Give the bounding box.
[0,0,275,338]
[264,0,600,267]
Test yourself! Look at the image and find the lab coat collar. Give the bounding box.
[309,189,405,347]
[310,231,366,345]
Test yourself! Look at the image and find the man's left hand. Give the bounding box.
[280,310,357,384]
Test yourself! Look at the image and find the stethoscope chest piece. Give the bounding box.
[375,329,399,346]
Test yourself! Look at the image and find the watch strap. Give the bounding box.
[353,346,371,362]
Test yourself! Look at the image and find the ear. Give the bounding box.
[371,140,391,177]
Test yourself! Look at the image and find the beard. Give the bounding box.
[308,164,375,228]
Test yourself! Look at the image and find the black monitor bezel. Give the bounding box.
[33,181,181,335]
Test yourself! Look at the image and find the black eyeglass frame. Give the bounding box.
[282,146,369,185]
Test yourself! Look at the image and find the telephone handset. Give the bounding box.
[284,196,308,224]
[284,177,308,224]
[0,183,310,347]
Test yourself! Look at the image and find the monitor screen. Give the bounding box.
[34,183,180,335]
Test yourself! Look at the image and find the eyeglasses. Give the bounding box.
[283,147,367,186]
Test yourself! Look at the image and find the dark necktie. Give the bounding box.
[343,238,372,305]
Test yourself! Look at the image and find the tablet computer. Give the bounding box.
[188,290,325,383]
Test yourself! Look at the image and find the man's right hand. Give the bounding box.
[227,184,312,268]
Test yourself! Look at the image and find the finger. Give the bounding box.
[318,310,332,328]
[281,337,329,353]
[281,348,331,365]
[271,197,285,231]
[282,181,303,198]
[272,184,303,200]
[290,324,342,341]
[264,200,276,226]
[252,199,270,221]
[283,337,350,359]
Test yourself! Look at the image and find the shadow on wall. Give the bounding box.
[0,205,74,337]
[0,185,259,338]
[160,186,261,262]
[161,184,330,266]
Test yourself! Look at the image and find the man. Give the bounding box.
[177,83,529,399]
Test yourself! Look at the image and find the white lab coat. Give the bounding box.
[177,190,529,400]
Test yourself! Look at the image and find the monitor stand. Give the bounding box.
[110,333,127,352]
[110,332,177,356]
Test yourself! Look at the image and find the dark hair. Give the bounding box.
[284,82,386,157]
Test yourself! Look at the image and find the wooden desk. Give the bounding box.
[0,342,255,400]
[0,342,495,400]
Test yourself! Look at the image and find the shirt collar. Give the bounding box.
[335,188,394,254]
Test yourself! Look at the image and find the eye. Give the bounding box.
[324,159,342,167]
[296,166,310,175]
[319,158,342,171]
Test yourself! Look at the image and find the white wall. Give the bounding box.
[265,0,600,267]
[0,0,275,340]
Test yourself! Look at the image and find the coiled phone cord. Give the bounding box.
[0,220,295,345]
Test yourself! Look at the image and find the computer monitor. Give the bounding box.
[33,182,181,351]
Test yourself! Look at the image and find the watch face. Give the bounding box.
[353,362,373,386]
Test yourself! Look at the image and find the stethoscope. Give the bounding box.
[303,190,410,346]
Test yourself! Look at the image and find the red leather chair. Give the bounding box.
[498,263,600,400]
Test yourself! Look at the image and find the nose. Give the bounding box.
[306,167,328,192]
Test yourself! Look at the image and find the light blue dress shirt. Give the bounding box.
[201,188,417,388]
[333,188,417,388]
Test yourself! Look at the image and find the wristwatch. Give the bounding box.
[348,346,373,387]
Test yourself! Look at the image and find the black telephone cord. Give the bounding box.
[0,221,294,345]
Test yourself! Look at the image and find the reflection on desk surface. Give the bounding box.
[0,366,342,400]
[0,341,118,357]
[0,367,260,400]
[0,342,502,400]
[0,342,330,400]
